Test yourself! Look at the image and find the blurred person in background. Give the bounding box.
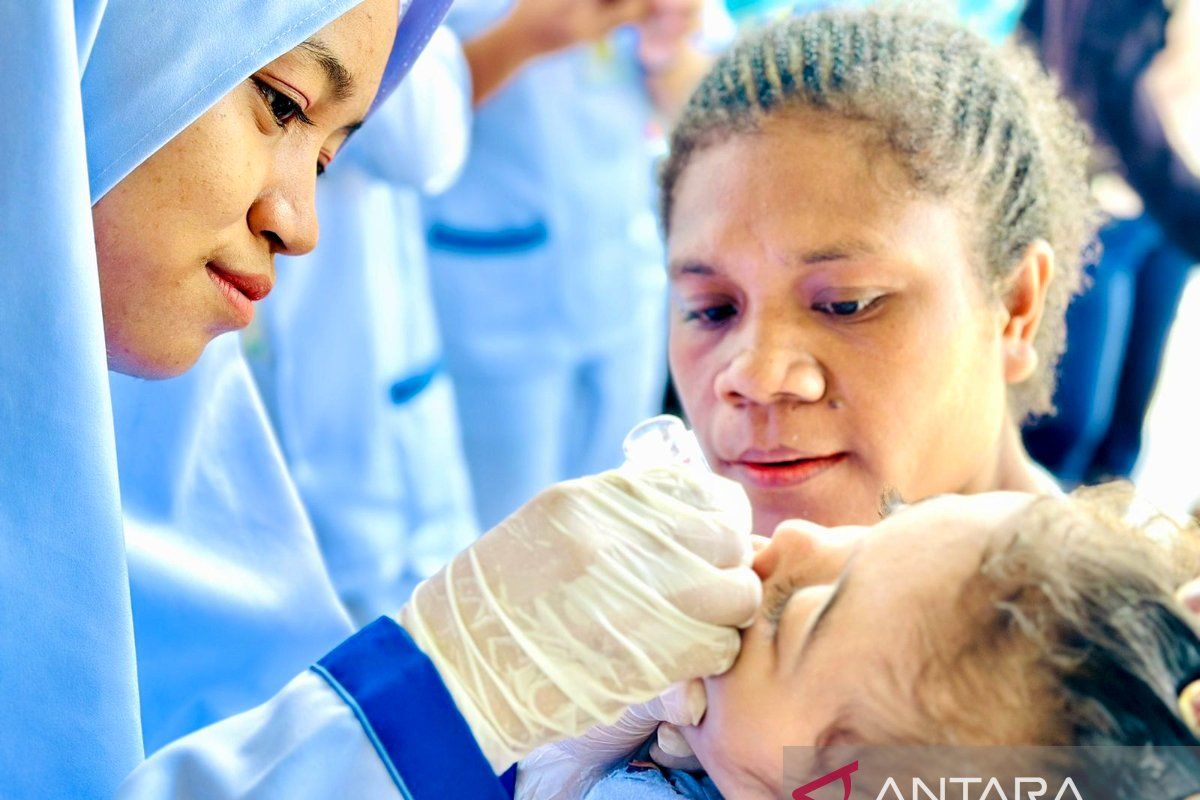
[424,0,731,527]
[246,28,480,623]
[1021,0,1200,487]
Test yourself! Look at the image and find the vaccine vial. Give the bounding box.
[621,415,710,471]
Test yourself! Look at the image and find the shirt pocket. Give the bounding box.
[426,220,548,255]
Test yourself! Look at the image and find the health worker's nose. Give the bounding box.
[714,321,826,408]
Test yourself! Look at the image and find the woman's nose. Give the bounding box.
[713,327,826,407]
[247,172,319,257]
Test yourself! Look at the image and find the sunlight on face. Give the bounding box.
[667,111,1015,534]
[682,491,1037,798]
[93,0,398,378]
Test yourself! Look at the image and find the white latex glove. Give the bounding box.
[515,681,706,800]
[397,466,759,770]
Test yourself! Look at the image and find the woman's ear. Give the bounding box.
[1001,239,1055,385]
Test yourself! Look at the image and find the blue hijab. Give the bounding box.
[0,0,447,795]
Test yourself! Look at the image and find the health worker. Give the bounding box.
[0,1,761,797]
[425,0,732,528]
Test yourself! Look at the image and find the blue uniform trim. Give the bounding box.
[314,617,509,799]
[311,663,415,800]
[500,765,518,795]
[427,221,549,254]
[389,360,443,406]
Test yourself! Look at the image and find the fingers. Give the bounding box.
[650,724,703,770]
[672,515,753,568]
[667,565,762,628]
[636,466,752,520]
[651,679,707,726]
[634,468,753,566]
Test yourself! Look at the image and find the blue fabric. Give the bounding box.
[425,0,670,525]
[247,28,478,623]
[1020,0,1200,262]
[2,0,454,793]
[427,221,551,254]
[587,743,724,800]
[111,337,356,754]
[1024,215,1194,485]
[1,2,142,795]
[390,361,445,405]
[315,617,507,798]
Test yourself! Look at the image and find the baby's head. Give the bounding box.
[684,487,1200,797]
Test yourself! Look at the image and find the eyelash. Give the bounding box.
[811,295,886,319]
[762,578,800,624]
[681,304,737,328]
[680,294,886,329]
[253,78,315,129]
[251,78,328,176]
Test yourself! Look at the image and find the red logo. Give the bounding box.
[792,760,859,800]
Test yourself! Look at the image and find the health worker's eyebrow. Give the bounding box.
[669,240,883,279]
[669,260,718,279]
[794,240,881,265]
[298,38,357,104]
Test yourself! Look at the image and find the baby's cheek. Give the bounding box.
[687,675,770,775]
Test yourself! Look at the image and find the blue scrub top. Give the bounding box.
[424,0,667,373]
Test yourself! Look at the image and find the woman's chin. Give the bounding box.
[106,337,207,380]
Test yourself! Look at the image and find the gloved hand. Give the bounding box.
[397,466,760,771]
[516,681,706,800]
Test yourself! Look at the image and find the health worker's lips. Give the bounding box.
[206,263,273,327]
[726,448,848,489]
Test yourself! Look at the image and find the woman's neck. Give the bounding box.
[968,417,1060,496]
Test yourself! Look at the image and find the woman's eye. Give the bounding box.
[682,304,737,327]
[253,78,313,129]
[811,295,884,319]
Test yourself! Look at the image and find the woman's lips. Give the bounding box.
[726,452,848,489]
[206,264,272,327]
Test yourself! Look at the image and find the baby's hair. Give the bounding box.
[918,484,1200,793]
[659,7,1100,419]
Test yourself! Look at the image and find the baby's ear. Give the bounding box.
[1000,240,1055,385]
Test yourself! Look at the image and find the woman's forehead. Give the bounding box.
[305,0,399,104]
[668,123,959,259]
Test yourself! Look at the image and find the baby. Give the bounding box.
[584,486,1200,798]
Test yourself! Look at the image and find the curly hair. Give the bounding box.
[659,7,1101,418]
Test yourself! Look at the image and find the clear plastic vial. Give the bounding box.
[621,414,710,471]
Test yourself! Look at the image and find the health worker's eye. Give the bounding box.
[811,295,885,318]
[682,304,737,328]
[253,78,315,130]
